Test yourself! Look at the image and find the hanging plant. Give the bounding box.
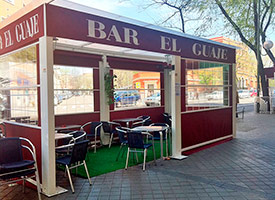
[104,73,117,105]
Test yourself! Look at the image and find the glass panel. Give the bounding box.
[185,60,230,112]
[0,46,38,125]
[186,62,229,86]
[113,70,161,109]
[54,65,94,114]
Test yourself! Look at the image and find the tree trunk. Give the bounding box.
[255,51,270,111]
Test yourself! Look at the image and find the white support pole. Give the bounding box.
[232,64,237,138]
[99,55,110,122]
[170,56,187,160]
[39,36,56,195]
[164,69,171,114]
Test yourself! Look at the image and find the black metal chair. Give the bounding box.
[115,127,129,161]
[101,121,120,148]
[56,140,92,193]
[138,115,152,126]
[55,130,86,156]
[80,122,102,153]
[125,131,156,171]
[131,120,144,128]
[0,137,41,200]
[149,123,170,157]
[132,116,152,127]
[163,113,171,127]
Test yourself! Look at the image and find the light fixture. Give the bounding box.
[263,40,273,50]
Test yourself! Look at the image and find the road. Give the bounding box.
[238,102,254,113]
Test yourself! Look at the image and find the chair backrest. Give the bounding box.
[143,118,152,126]
[131,120,143,128]
[69,140,89,164]
[138,115,150,120]
[127,131,144,149]
[115,127,128,143]
[138,116,152,126]
[90,122,102,136]
[0,137,23,165]
[70,130,86,143]
[163,113,171,127]
[101,121,111,133]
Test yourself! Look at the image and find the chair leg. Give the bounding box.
[83,161,92,186]
[169,130,172,156]
[116,144,123,161]
[152,138,156,166]
[125,147,130,170]
[22,177,25,193]
[109,133,113,148]
[166,138,168,157]
[34,162,42,200]
[66,165,75,193]
[135,149,139,162]
[122,145,127,158]
[143,149,147,171]
[94,137,97,153]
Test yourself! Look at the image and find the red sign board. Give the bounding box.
[46,5,235,64]
[0,6,44,56]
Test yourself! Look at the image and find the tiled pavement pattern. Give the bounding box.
[1,111,275,200]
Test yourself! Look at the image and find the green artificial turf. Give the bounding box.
[74,140,169,178]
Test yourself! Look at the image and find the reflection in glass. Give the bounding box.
[185,60,230,111]
[54,66,94,114]
[0,46,38,124]
[113,70,161,110]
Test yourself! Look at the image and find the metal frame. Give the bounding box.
[80,122,102,153]
[65,160,91,193]
[115,126,130,161]
[102,121,121,148]
[55,131,87,152]
[125,131,156,171]
[0,137,42,200]
[149,123,170,158]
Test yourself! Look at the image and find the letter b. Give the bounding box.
[87,20,106,39]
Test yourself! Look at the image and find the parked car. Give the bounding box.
[249,89,257,97]
[206,91,223,100]
[238,89,250,99]
[144,93,160,106]
[114,90,140,107]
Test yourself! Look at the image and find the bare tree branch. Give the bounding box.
[215,0,256,52]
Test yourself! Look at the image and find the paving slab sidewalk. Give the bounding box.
[1,111,275,200]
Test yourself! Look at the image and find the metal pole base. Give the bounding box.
[170,154,188,160]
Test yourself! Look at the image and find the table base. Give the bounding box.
[170,155,188,160]
[42,186,68,197]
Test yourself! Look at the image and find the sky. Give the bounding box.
[68,0,171,28]
[68,0,275,46]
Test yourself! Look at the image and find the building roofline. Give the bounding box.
[0,0,238,50]
[50,0,237,50]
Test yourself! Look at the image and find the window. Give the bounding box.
[54,65,94,114]
[0,46,38,124]
[185,60,230,111]
[113,70,161,110]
